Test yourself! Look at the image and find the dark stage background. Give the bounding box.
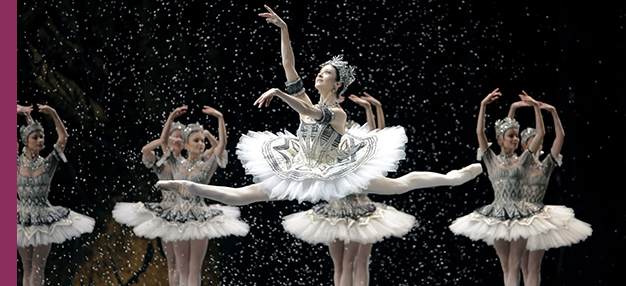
[17,0,624,285]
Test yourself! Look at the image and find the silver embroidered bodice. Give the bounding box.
[143,152,186,209]
[17,149,69,227]
[522,153,561,205]
[475,148,543,220]
[262,106,375,181]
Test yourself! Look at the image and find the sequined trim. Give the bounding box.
[285,77,305,97]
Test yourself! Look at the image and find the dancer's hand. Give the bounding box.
[259,5,287,29]
[17,104,33,116]
[37,104,57,115]
[361,92,381,107]
[518,90,539,106]
[337,96,346,104]
[348,94,371,108]
[202,105,223,118]
[481,88,500,105]
[254,88,283,108]
[169,106,188,119]
[537,101,556,112]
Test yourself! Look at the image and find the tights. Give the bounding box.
[18,244,52,286]
[494,238,528,286]
[172,238,209,286]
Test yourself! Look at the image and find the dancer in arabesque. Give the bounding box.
[157,6,482,207]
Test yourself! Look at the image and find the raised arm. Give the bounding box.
[348,94,375,131]
[38,104,69,153]
[362,92,385,129]
[202,106,227,159]
[477,88,501,151]
[259,5,313,106]
[507,101,532,119]
[538,102,564,156]
[519,91,545,154]
[203,130,219,150]
[160,106,187,152]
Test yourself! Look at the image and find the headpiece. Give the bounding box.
[20,119,44,143]
[170,121,185,134]
[494,117,520,140]
[520,128,537,146]
[320,55,356,97]
[183,123,204,143]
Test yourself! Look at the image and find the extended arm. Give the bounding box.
[362,92,385,129]
[348,94,375,131]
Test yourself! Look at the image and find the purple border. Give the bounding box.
[7,0,18,284]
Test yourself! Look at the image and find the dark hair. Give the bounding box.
[331,65,344,98]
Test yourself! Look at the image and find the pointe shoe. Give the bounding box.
[447,163,483,179]
[459,163,483,178]
[157,180,194,197]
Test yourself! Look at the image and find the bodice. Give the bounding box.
[17,149,62,208]
[295,106,344,168]
[521,152,561,204]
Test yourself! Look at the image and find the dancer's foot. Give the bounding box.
[156,180,197,197]
[447,163,483,179]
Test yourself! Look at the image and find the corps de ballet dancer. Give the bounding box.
[158,6,481,224]
[114,105,249,286]
[17,104,95,286]
[507,100,592,286]
[449,89,567,286]
[112,118,188,286]
[282,92,417,286]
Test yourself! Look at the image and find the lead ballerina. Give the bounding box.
[158,5,482,207]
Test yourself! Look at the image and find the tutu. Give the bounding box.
[236,113,407,202]
[17,147,94,247]
[113,151,249,241]
[283,194,416,244]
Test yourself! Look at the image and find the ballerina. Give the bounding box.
[449,89,555,286]
[17,104,95,286]
[508,101,592,286]
[282,92,416,286]
[157,6,482,206]
[112,107,189,286]
[162,105,249,286]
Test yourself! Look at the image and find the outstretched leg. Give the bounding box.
[157,181,272,206]
[364,163,482,195]
[354,243,373,286]
[162,240,179,286]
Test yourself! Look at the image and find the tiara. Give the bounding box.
[20,119,44,142]
[170,121,185,134]
[320,55,356,97]
[183,123,204,142]
[494,117,520,139]
[520,128,537,145]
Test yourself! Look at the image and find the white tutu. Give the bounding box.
[113,201,249,242]
[449,205,590,246]
[282,195,416,244]
[236,123,407,202]
[17,210,95,247]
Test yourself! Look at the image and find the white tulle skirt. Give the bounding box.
[236,124,407,203]
[17,210,95,247]
[282,195,417,244]
[449,205,592,250]
[113,200,249,242]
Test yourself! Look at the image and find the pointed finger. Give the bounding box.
[264,5,275,14]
